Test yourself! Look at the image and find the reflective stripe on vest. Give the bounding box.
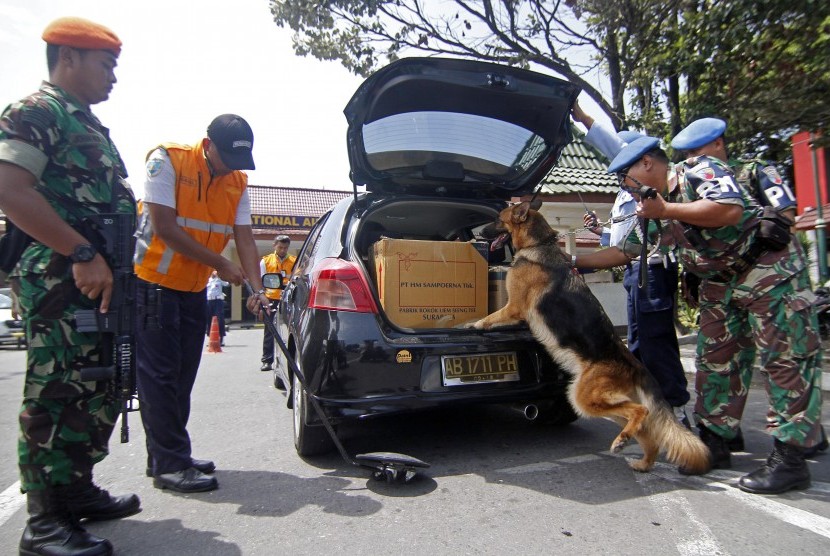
[133,142,246,291]
[176,216,234,235]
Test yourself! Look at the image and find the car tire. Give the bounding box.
[292,372,335,456]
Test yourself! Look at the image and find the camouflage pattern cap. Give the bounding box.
[42,17,122,56]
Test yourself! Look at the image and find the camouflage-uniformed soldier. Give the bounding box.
[733,157,796,218]
[0,17,139,556]
[608,136,822,495]
[673,118,827,458]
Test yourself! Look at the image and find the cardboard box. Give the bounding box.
[372,239,488,328]
[488,266,510,312]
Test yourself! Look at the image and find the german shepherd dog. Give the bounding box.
[470,201,709,474]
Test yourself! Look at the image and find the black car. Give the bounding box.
[273,57,581,456]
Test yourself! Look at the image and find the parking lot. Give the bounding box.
[0,327,828,555]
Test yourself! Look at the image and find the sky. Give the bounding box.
[0,0,611,200]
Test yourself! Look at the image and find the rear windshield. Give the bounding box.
[363,111,545,181]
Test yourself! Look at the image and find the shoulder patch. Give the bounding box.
[762,166,783,185]
[146,157,163,178]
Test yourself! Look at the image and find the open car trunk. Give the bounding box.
[353,197,515,330]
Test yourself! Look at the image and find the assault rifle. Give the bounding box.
[74,213,139,443]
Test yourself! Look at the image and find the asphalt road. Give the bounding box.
[0,328,828,555]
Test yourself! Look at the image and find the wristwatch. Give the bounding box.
[69,243,97,263]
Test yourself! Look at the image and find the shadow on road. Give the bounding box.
[178,469,386,517]
[87,518,240,556]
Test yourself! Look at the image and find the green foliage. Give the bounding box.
[671,0,830,159]
[675,298,699,333]
[270,0,830,156]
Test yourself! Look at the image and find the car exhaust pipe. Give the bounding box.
[514,403,539,421]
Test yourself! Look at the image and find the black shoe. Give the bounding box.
[191,458,216,474]
[20,489,113,556]
[738,439,811,494]
[146,458,215,477]
[63,480,141,522]
[728,428,745,452]
[803,425,828,458]
[701,425,732,469]
[153,468,218,493]
[260,362,273,372]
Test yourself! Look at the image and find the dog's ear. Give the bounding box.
[529,197,543,211]
[512,202,531,223]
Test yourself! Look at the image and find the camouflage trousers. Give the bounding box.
[695,269,823,448]
[17,264,117,492]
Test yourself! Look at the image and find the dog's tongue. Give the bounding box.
[490,232,509,251]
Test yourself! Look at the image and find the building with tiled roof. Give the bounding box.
[247,185,351,241]
[529,126,617,254]
[542,128,618,196]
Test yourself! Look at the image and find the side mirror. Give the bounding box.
[262,272,286,290]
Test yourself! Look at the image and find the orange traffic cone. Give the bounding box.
[207,316,222,353]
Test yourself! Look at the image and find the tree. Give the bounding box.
[270,0,830,157]
[270,0,683,130]
[670,0,830,159]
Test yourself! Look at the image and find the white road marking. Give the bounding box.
[0,481,24,527]
[647,462,830,540]
[633,469,729,556]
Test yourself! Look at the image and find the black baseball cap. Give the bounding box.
[207,114,255,170]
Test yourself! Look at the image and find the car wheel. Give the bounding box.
[292,373,334,456]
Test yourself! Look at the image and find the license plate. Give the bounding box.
[441,352,520,386]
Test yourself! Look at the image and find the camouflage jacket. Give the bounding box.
[0,82,135,276]
[730,157,796,214]
[663,156,760,278]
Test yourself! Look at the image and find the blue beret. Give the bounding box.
[617,130,644,144]
[671,118,727,150]
[607,136,660,173]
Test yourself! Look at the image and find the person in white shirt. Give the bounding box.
[205,270,229,345]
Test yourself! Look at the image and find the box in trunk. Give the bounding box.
[372,238,488,328]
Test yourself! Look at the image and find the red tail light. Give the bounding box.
[308,258,378,313]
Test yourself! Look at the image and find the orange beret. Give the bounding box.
[42,17,121,56]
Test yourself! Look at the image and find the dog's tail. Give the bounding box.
[644,395,710,475]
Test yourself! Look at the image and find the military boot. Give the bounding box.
[63,476,141,521]
[19,489,113,556]
[700,425,732,469]
[803,425,828,458]
[738,439,811,494]
[727,428,745,452]
[680,424,730,475]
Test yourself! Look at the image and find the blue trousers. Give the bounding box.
[623,261,690,408]
[135,279,207,475]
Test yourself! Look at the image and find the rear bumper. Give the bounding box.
[292,310,570,423]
